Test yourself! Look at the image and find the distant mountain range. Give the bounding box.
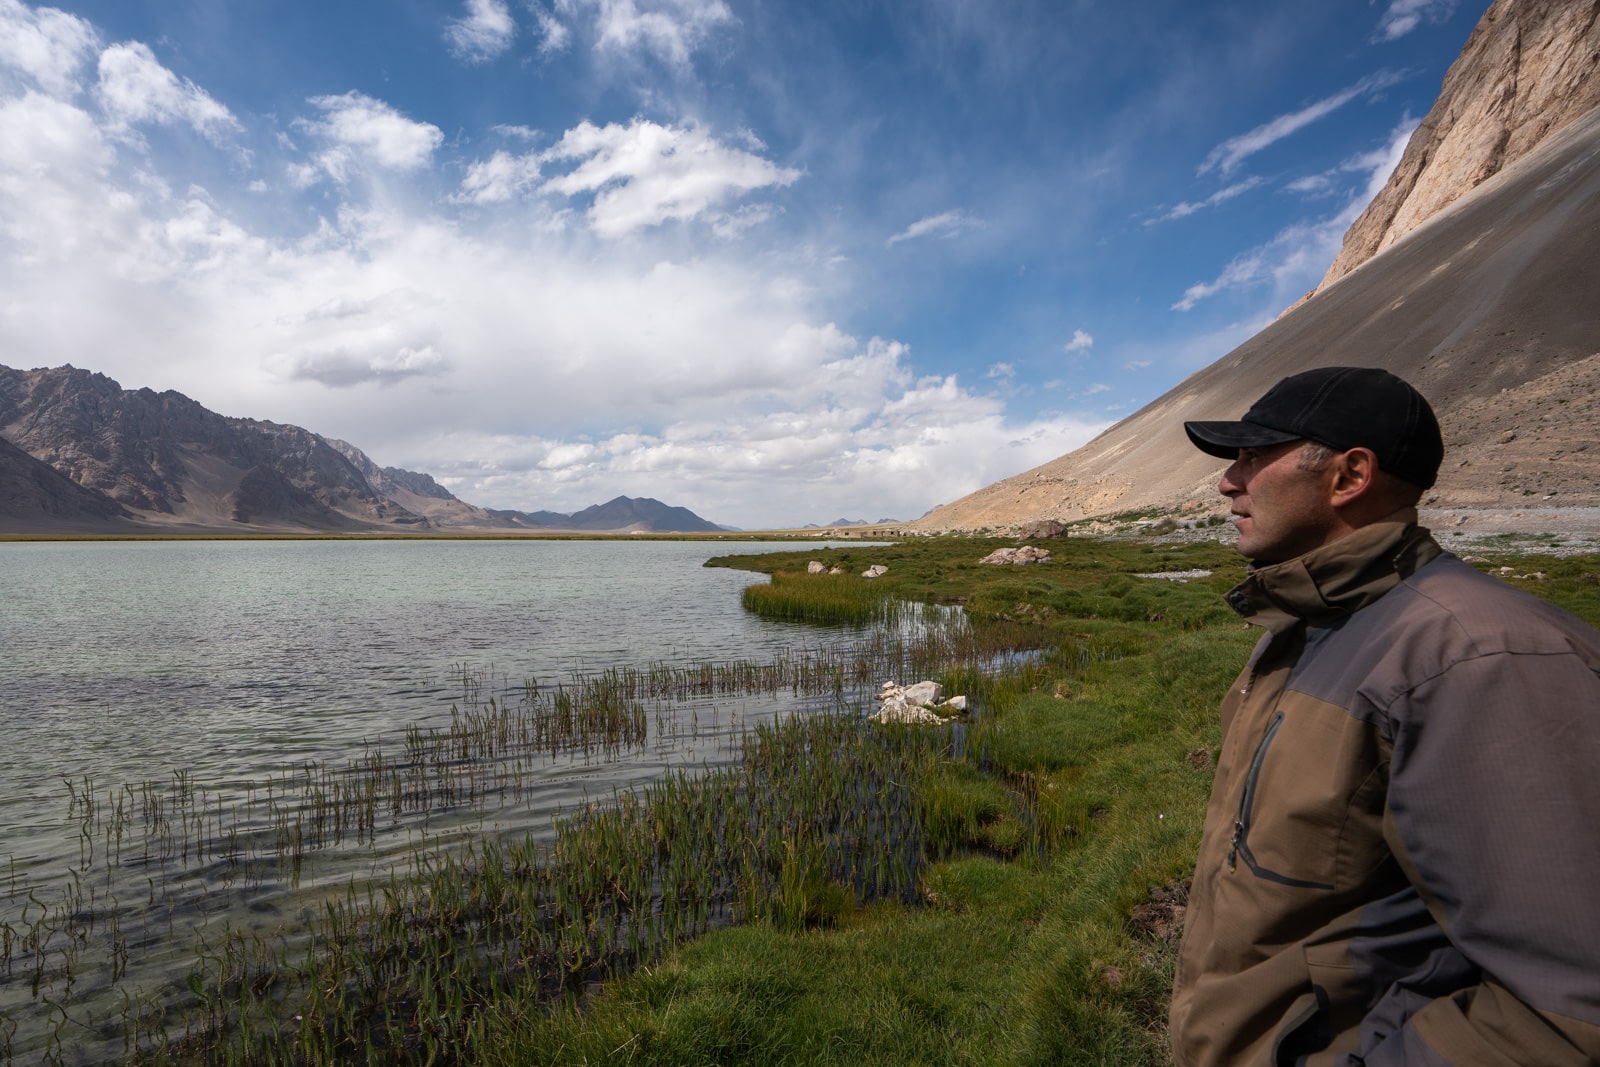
[0,363,722,535]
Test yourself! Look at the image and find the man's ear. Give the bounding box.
[1327,447,1379,508]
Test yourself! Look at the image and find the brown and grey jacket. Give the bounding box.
[1169,513,1600,1066]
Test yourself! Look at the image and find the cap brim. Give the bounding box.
[1184,420,1301,460]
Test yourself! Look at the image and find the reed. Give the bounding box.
[741,572,904,626]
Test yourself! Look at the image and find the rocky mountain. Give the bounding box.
[0,364,721,535]
[558,496,724,533]
[0,434,142,533]
[917,0,1600,536]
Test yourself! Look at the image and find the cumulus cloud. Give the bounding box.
[1063,329,1094,352]
[536,118,801,236]
[444,0,517,63]
[1376,0,1458,41]
[0,0,99,97]
[455,149,544,203]
[95,42,239,140]
[1199,70,1407,177]
[1174,117,1417,311]
[294,92,444,184]
[886,210,974,246]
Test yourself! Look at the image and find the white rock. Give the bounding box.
[902,681,944,707]
[944,695,967,712]
[870,699,948,726]
[979,545,1051,565]
[862,564,888,578]
[807,561,827,574]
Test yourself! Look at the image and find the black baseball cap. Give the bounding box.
[1184,366,1443,489]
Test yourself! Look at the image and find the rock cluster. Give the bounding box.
[869,681,969,725]
[979,546,1051,565]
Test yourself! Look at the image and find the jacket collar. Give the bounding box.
[1223,509,1442,632]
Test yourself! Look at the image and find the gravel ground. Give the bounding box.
[1132,508,1600,558]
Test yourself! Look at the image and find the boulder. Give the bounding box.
[979,545,1051,565]
[870,680,967,725]
[807,560,827,574]
[862,564,889,578]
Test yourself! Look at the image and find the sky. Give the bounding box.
[0,0,1480,529]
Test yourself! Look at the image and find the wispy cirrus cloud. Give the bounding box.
[1199,70,1407,177]
[1375,0,1459,41]
[1174,117,1416,311]
[1148,176,1265,224]
[886,210,975,246]
[444,0,517,63]
[541,0,734,69]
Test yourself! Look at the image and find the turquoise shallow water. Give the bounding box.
[1,538,888,1061]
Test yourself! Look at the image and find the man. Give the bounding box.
[1169,366,1600,1066]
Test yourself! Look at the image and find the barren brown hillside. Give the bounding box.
[916,0,1600,535]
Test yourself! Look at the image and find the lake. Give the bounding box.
[0,537,890,1062]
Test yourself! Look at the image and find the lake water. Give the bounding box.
[0,537,888,1062]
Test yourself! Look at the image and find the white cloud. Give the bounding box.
[533,6,572,55]
[1376,0,1458,41]
[455,149,544,203]
[1174,117,1417,311]
[296,92,444,182]
[95,42,239,141]
[537,118,801,237]
[987,362,1015,380]
[886,210,974,246]
[1149,176,1265,223]
[1063,329,1094,352]
[445,0,517,63]
[0,0,99,97]
[1199,71,1407,177]
[559,0,735,68]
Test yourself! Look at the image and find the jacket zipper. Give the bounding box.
[1226,707,1335,891]
[1228,709,1282,870]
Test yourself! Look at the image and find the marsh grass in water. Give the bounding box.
[0,599,1048,1065]
[740,572,906,626]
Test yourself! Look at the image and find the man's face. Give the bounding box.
[1219,440,1340,563]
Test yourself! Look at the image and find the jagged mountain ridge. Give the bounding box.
[0,364,721,534]
[917,0,1600,535]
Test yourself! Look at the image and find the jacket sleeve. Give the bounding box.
[1363,648,1600,1066]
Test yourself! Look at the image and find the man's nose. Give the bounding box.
[1218,461,1244,496]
